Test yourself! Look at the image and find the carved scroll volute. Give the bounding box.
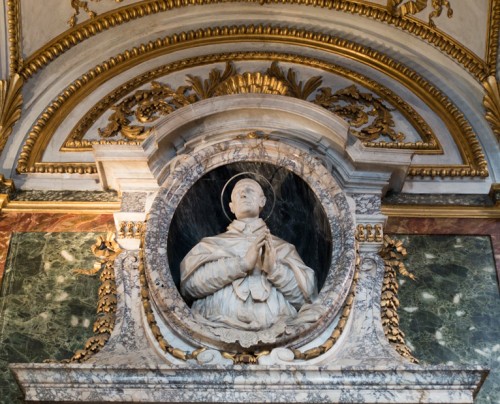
[0,73,23,154]
[483,76,500,142]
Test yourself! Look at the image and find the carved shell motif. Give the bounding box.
[215,72,288,96]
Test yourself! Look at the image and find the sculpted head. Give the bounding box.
[229,178,266,220]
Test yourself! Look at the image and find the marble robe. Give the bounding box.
[180,218,318,330]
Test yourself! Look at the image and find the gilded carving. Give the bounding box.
[118,221,145,239]
[68,0,124,28]
[387,0,453,28]
[356,224,383,243]
[483,76,500,142]
[7,0,22,75]
[0,73,23,155]
[16,26,484,177]
[380,235,418,363]
[487,0,500,74]
[96,61,405,144]
[19,1,491,83]
[67,233,121,363]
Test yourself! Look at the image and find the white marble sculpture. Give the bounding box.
[180,178,318,335]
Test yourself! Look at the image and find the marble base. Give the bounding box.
[10,363,487,403]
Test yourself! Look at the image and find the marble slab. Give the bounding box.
[9,190,119,202]
[0,232,105,403]
[396,235,499,404]
[0,212,114,285]
[10,363,487,403]
[382,192,494,206]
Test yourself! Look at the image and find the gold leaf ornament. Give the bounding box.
[0,73,23,154]
[483,76,500,142]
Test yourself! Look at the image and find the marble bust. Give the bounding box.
[180,178,318,333]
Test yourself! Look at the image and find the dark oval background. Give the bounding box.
[167,161,332,299]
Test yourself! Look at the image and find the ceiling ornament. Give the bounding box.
[15,25,486,178]
[487,0,500,74]
[0,73,23,155]
[387,0,453,28]
[94,61,407,144]
[12,0,494,82]
[483,76,500,143]
[68,0,124,28]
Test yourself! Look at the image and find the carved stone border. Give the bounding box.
[144,138,356,352]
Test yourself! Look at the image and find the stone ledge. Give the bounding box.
[10,363,488,403]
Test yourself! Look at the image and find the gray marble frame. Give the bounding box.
[144,138,356,352]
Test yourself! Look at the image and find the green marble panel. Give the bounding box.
[0,232,103,404]
[396,235,499,404]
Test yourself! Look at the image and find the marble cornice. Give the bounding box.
[381,204,500,219]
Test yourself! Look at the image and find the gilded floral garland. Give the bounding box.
[65,233,120,363]
[380,235,418,363]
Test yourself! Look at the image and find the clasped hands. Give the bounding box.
[242,230,276,274]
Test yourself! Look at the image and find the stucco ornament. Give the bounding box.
[180,178,321,345]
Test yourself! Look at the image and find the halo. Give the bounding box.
[220,172,276,222]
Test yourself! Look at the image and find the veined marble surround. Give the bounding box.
[10,98,488,402]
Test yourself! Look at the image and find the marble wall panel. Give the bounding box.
[386,218,500,280]
[0,232,104,404]
[394,235,499,404]
[0,213,114,284]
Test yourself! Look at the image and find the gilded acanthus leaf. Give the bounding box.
[313,85,405,142]
[267,61,323,100]
[387,0,453,28]
[0,73,23,155]
[483,76,500,142]
[186,62,236,99]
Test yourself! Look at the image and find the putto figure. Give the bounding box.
[180,178,318,331]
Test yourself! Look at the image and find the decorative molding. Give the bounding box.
[0,73,23,155]
[483,75,500,142]
[7,0,21,76]
[379,235,418,364]
[14,26,486,178]
[65,233,120,363]
[387,0,453,28]
[19,1,489,82]
[63,54,437,154]
[1,200,120,213]
[487,0,500,74]
[381,204,500,219]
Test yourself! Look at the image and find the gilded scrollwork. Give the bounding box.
[0,73,24,155]
[483,76,500,143]
[65,232,121,363]
[97,61,406,144]
[387,0,453,28]
[379,235,418,364]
